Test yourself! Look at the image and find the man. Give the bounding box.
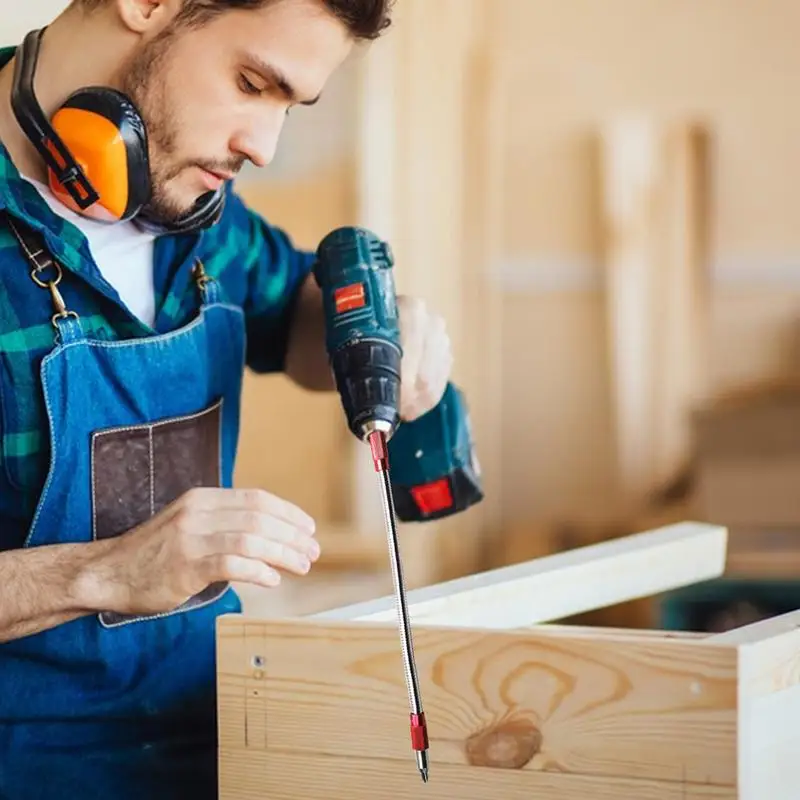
[0,1,453,797]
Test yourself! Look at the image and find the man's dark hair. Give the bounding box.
[76,0,394,41]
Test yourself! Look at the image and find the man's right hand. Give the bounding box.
[85,487,319,617]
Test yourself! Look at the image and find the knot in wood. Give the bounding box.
[465,716,542,770]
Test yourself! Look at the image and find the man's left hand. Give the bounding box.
[397,295,453,421]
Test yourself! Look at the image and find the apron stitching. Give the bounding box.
[98,585,235,630]
[23,356,61,548]
[91,430,98,542]
[38,304,244,361]
[148,425,155,519]
[217,397,224,486]
[87,398,224,438]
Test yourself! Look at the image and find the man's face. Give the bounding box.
[114,0,353,223]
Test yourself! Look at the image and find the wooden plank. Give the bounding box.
[312,522,727,627]
[216,617,739,787]
[219,749,737,800]
[527,624,708,641]
[709,609,800,696]
[651,123,711,493]
[599,120,710,503]
[709,609,800,798]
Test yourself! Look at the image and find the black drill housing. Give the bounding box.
[331,338,401,441]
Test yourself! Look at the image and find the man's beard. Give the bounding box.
[115,31,200,225]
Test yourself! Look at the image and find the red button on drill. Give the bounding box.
[334,282,366,313]
[411,478,453,515]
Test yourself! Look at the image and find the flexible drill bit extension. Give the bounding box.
[314,226,483,783]
[368,429,429,783]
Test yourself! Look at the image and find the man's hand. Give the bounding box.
[85,487,319,617]
[397,295,454,421]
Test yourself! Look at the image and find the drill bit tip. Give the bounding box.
[415,750,429,783]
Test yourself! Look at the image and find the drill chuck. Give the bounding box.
[313,226,403,442]
[329,339,401,441]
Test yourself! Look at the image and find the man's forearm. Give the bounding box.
[0,540,110,643]
[284,274,336,391]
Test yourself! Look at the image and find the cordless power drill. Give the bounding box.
[312,226,484,785]
[313,226,484,521]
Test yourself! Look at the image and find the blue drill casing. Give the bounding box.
[314,226,483,522]
[315,227,401,354]
[388,382,484,522]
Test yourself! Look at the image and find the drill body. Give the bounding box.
[314,226,483,522]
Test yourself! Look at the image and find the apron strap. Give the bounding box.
[1,210,218,339]
[192,259,221,306]
[0,209,83,343]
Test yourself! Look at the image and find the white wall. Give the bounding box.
[494,0,800,523]
[1,0,70,41]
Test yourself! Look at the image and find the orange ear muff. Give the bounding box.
[49,88,151,223]
[12,28,222,235]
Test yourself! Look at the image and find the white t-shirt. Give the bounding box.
[22,176,157,328]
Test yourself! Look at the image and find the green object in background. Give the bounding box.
[659,578,800,633]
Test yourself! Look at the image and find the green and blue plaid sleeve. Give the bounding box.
[199,187,316,374]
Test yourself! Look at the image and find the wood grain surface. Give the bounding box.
[219,749,737,800]
[217,618,739,787]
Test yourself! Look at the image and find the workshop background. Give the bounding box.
[4,0,800,631]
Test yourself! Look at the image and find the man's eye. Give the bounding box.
[238,74,261,95]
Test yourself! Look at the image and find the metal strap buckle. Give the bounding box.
[31,259,78,327]
[193,259,212,287]
[28,254,79,329]
[6,216,80,329]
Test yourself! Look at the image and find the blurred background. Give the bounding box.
[5,0,800,631]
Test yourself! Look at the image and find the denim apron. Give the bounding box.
[0,214,245,799]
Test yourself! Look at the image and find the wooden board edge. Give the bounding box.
[309,522,728,627]
[216,613,730,650]
[218,748,738,799]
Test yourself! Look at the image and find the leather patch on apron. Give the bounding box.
[91,399,229,627]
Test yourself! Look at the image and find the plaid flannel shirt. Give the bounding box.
[0,46,315,546]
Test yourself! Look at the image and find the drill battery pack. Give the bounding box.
[388,383,484,522]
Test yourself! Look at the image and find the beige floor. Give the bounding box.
[233,570,394,619]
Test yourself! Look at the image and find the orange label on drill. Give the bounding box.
[334,283,366,313]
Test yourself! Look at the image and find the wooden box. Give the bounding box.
[216,522,800,799]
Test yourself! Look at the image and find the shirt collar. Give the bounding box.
[0,44,34,218]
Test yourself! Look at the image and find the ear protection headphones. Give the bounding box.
[10,27,225,235]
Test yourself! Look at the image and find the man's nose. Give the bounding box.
[231,113,286,169]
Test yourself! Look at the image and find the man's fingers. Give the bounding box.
[398,296,426,392]
[200,553,283,588]
[206,532,313,576]
[182,510,320,561]
[241,488,317,533]
[414,324,451,409]
[176,487,316,533]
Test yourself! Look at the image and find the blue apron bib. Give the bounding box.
[0,215,245,799]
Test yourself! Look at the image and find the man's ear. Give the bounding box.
[114,0,182,34]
